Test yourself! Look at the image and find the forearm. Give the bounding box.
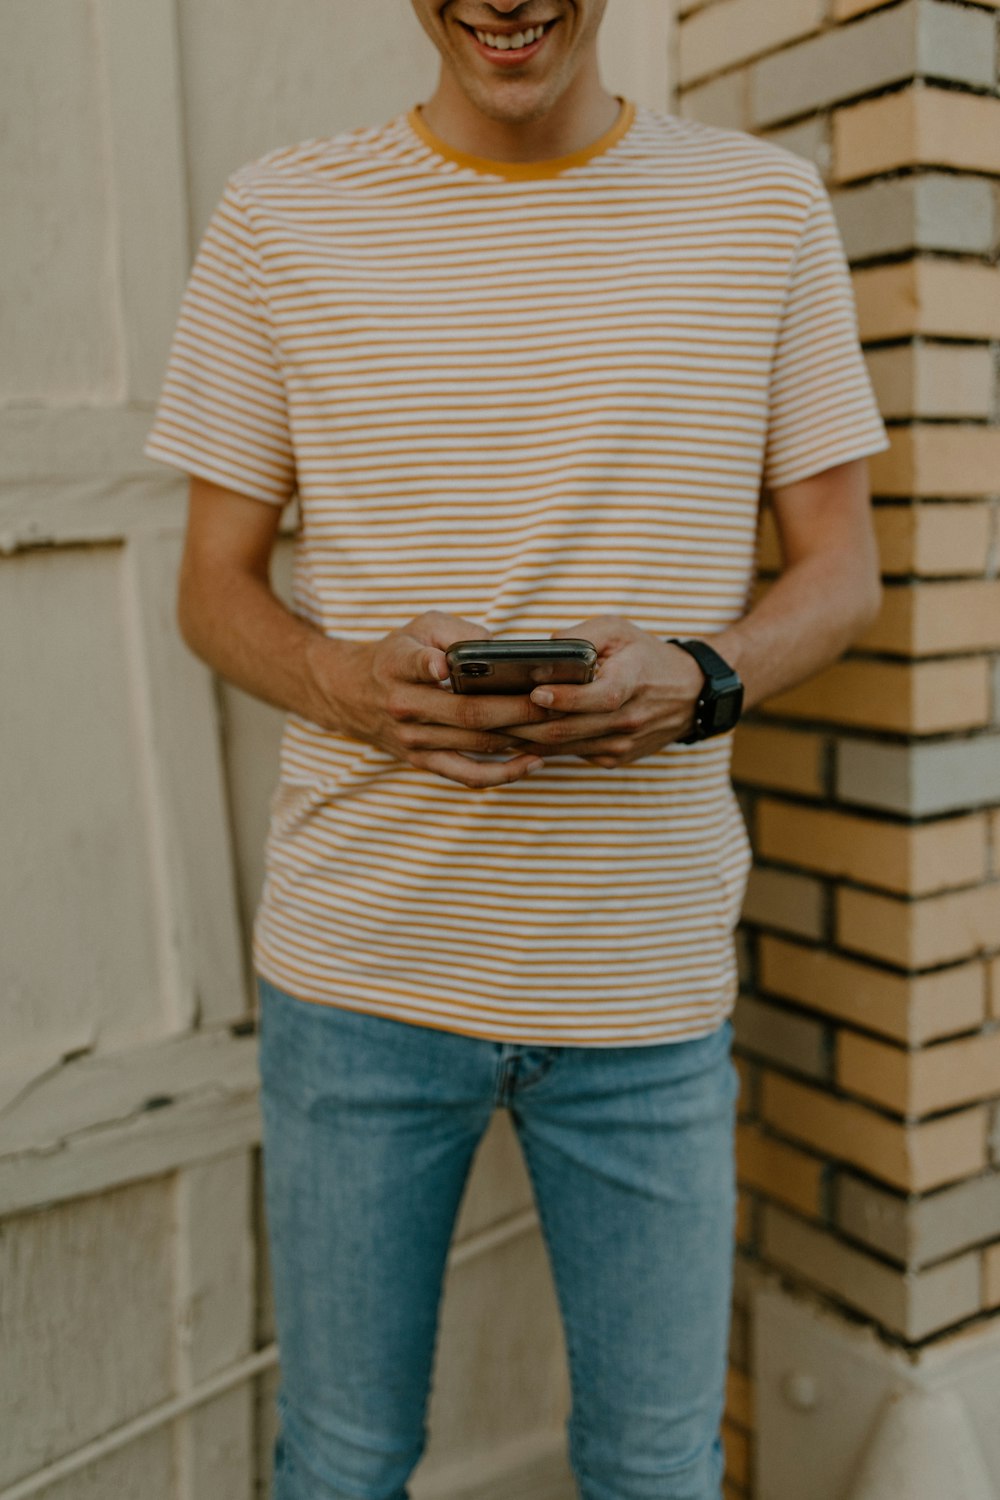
[711,546,881,713]
[178,564,360,731]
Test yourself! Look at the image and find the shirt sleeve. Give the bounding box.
[762,169,889,492]
[144,175,296,506]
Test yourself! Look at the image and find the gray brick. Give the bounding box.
[836,735,1000,816]
[732,994,829,1079]
[833,174,997,261]
[764,116,830,174]
[837,1169,1000,1269]
[741,865,827,939]
[750,0,994,129]
[678,70,746,130]
[835,1172,911,1264]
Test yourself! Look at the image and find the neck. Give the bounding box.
[419,65,619,163]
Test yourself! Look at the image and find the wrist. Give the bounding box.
[302,632,370,734]
[667,637,744,742]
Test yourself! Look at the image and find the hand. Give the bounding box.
[506,615,705,767]
[309,611,552,788]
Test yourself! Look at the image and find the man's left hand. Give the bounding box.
[507,615,707,767]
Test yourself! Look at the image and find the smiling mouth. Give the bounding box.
[459,18,558,55]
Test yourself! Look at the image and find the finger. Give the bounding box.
[506,713,624,745]
[418,750,545,788]
[398,725,525,754]
[528,675,631,714]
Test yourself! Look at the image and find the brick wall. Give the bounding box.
[672,2,1000,1496]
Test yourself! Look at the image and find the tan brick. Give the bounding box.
[871,428,1000,501]
[762,658,991,735]
[731,723,825,796]
[679,0,824,85]
[837,883,1000,969]
[737,1120,825,1216]
[678,70,748,130]
[750,1,994,130]
[726,1366,754,1430]
[761,1069,987,1190]
[991,808,1000,878]
[723,1420,750,1489]
[855,261,1000,342]
[984,1243,1000,1310]
[735,1054,756,1118]
[741,865,826,939]
[759,934,986,1043]
[866,346,994,423]
[736,1187,754,1247]
[723,1482,746,1500]
[757,801,987,896]
[873,503,992,577]
[833,87,1000,183]
[989,956,1000,1021]
[762,1204,981,1338]
[834,0,896,15]
[837,1030,1000,1116]
[860,581,1000,656]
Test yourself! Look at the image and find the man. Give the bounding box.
[145,3,888,1496]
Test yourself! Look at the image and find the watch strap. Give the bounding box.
[668,638,744,743]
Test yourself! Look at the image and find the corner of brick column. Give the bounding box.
[674,2,1000,1497]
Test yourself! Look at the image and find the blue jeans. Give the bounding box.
[257,976,739,1500]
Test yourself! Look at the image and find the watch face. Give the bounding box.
[712,688,742,731]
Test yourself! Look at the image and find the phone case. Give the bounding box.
[446,638,597,694]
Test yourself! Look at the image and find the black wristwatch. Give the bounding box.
[668,639,744,743]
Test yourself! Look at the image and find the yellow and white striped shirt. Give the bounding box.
[146,98,888,1045]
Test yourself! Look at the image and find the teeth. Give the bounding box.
[474,23,545,49]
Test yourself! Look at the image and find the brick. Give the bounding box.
[737,1119,824,1216]
[991,808,1000,877]
[757,801,987,896]
[834,0,896,15]
[761,1203,981,1338]
[833,174,997,261]
[835,735,1000,817]
[837,1029,1000,1115]
[735,1053,757,1119]
[760,1069,987,1190]
[736,1187,754,1247]
[749,1,994,130]
[678,0,825,85]
[678,70,747,130]
[731,723,825,796]
[733,993,830,1078]
[726,1366,754,1430]
[866,347,994,423]
[833,86,1000,183]
[855,262,1000,342]
[984,1243,1000,1309]
[859,581,1000,656]
[759,934,986,1043]
[837,883,1000,969]
[762,116,830,174]
[838,1171,1000,1269]
[990,956,1000,1021]
[873,502,992,577]
[762,657,991,735]
[741,865,826,939]
[872,427,1000,501]
[723,1419,750,1488]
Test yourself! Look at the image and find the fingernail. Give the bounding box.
[531,689,554,707]
[526,759,545,773]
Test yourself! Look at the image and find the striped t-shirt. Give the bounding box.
[145,98,888,1046]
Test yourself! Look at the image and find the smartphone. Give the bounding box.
[446,638,597,695]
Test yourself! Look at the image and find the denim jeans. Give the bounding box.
[257,976,739,1500]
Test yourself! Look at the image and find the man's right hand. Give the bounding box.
[308,611,553,789]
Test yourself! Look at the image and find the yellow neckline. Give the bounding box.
[406,97,635,181]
